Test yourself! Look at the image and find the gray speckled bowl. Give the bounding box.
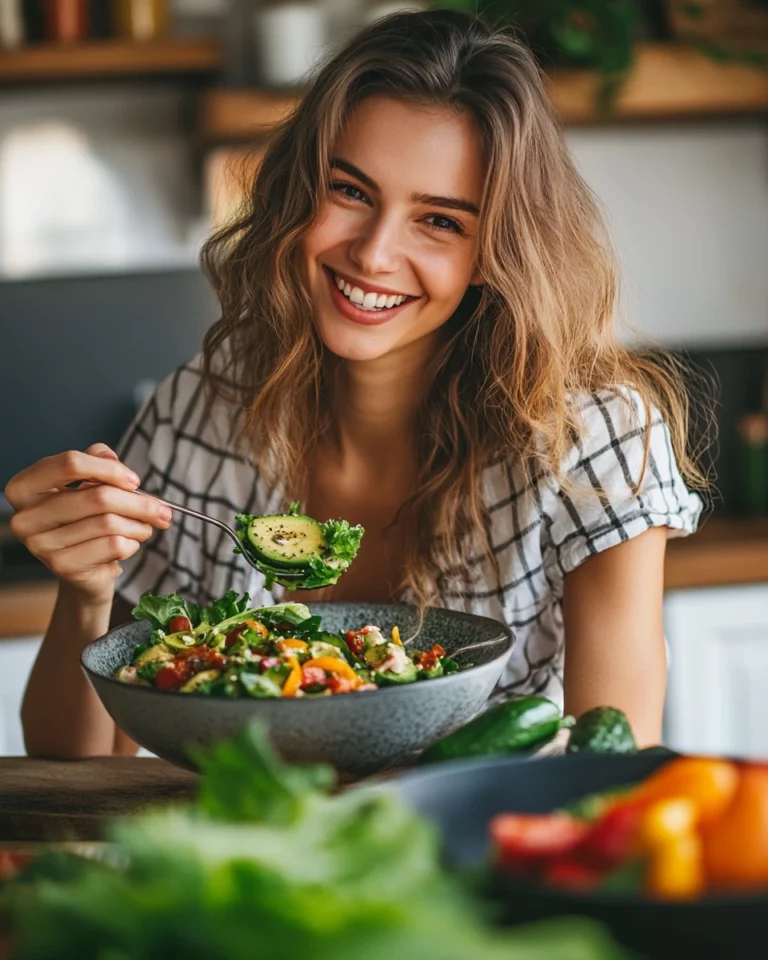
[81,603,513,776]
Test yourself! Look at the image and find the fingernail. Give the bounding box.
[159,506,173,522]
[126,471,141,487]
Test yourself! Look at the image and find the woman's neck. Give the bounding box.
[330,336,436,469]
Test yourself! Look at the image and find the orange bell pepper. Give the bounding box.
[303,657,360,684]
[281,656,303,697]
[391,626,403,647]
[646,831,705,901]
[629,757,739,827]
[244,619,269,639]
[276,638,309,653]
[703,764,768,891]
[639,797,697,849]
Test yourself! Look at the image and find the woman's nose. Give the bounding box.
[348,217,402,277]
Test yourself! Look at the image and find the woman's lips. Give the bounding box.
[323,266,415,326]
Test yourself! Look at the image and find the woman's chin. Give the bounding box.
[314,320,399,363]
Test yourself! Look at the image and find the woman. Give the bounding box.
[7,10,703,758]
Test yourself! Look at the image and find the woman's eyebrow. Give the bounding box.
[331,157,480,217]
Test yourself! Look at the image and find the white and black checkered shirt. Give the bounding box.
[116,355,702,706]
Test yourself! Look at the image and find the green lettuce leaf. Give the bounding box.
[131,592,195,630]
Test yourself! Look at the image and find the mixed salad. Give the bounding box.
[490,754,768,900]
[115,589,460,697]
[234,501,364,591]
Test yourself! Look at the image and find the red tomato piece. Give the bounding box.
[490,814,590,865]
[0,851,31,879]
[203,649,228,670]
[259,656,282,672]
[225,624,247,647]
[327,676,357,695]
[301,666,327,690]
[154,665,186,691]
[345,631,365,657]
[578,802,644,869]
[542,857,603,892]
[168,616,192,634]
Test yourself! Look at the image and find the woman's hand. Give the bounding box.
[5,443,172,606]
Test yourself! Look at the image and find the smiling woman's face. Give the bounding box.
[301,96,485,364]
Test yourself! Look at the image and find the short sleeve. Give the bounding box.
[541,388,703,591]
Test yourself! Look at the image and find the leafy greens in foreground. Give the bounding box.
[2,723,627,960]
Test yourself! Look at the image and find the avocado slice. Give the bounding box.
[245,513,326,569]
[179,669,220,694]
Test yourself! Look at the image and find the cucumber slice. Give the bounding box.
[245,514,326,569]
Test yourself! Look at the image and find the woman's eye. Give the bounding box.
[330,181,368,203]
[423,214,466,236]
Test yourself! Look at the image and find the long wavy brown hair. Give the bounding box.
[201,8,706,608]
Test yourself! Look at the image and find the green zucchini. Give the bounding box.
[566,706,637,755]
[419,695,564,764]
[244,513,326,569]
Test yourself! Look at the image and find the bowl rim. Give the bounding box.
[81,601,515,705]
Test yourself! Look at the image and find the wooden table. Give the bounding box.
[0,757,198,844]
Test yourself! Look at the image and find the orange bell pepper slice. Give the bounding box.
[281,656,303,697]
[391,626,402,647]
[243,619,269,639]
[646,831,705,901]
[629,757,739,827]
[303,657,360,685]
[639,797,697,850]
[276,638,309,653]
[703,764,768,891]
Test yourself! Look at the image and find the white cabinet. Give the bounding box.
[663,584,768,757]
[0,635,154,757]
[0,636,41,755]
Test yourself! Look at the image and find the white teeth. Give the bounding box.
[331,271,410,310]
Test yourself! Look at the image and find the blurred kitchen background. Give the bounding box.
[0,0,766,756]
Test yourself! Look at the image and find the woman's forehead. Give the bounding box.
[333,96,485,203]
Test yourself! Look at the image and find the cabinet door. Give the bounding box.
[0,636,42,756]
[0,636,155,757]
[663,585,768,757]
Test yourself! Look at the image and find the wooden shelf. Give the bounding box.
[0,581,57,639]
[548,43,768,123]
[665,517,768,591]
[198,43,768,143]
[0,39,221,84]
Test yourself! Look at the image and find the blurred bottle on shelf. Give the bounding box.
[114,0,169,40]
[254,0,326,88]
[43,0,90,43]
[738,412,768,517]
[171,0,223,37]
[0,0,25,48]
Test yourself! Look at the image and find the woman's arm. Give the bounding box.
[562,526,668,747]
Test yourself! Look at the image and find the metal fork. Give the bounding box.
[138,489,305,582]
